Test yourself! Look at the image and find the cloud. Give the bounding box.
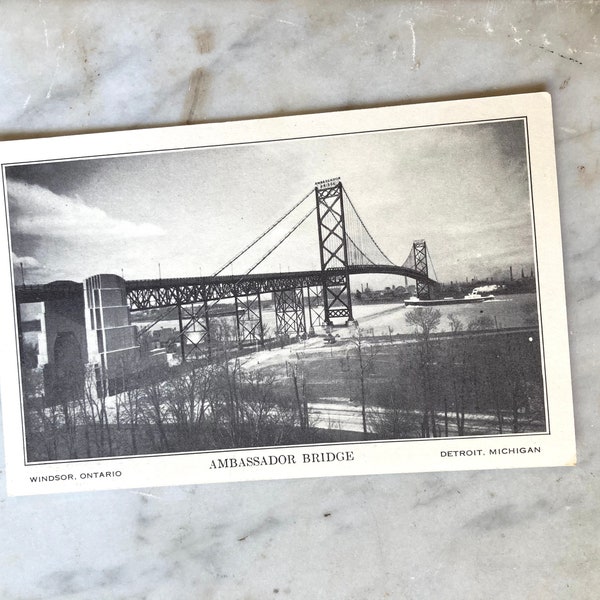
[11,252,41,268]
[7,180,164,239]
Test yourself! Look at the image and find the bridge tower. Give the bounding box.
[413,240,431,300]
[315,178,353,325]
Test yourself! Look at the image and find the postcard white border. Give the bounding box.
[0,93,576,495]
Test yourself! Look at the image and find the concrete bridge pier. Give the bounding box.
[43,291,88,405]
[84,274,140,396]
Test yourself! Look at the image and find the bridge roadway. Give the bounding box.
[125,265,436,311]
[14,265,436,310]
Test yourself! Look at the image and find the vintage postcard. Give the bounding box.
[0,93,575,495]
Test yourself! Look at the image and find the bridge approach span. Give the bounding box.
[124,265,437,311]
[13,265,436,310]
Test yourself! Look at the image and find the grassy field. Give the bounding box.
[260,327,546,439]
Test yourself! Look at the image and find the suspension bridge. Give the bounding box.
[15,178,437,397]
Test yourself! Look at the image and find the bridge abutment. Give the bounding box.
[42,289,88,406]
[84,274,140,396]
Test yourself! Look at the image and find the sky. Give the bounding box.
[5,118,534,289]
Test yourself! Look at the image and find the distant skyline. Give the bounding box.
[6,118,534,288]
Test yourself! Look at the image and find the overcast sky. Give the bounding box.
[6,118,534,288]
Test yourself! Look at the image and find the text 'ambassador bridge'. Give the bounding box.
[15,178,437,400]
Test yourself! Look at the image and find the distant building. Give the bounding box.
[355,283,408,303]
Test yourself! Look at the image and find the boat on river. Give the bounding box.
[404,293,495,307]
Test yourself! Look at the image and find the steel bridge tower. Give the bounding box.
[315,178,354,325]
[413,240,431,300]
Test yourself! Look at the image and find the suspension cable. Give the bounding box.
[136,303,179,337]
[162,204,317,348]
[245,205,317,275]
[212,189,313,276]
[426,246,438,282]
[401,246,414,269]
[342,187,394,265]
[160,188,315,344]
[346,234,375,265]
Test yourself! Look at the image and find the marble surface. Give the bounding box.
[1,1,599,598]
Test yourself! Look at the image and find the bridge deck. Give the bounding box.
[14,265,436,309]
[124,265,436,310]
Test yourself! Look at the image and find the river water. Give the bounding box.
[347,293,538,336]
[135,293,538,339]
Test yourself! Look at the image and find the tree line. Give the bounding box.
[22,339,315,462]
[21,306,545,461]
[344,308,545,440]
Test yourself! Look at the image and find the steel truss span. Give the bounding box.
[13,266,436,309]
[123,265,435,311]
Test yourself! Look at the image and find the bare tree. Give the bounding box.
[368,378,420,440]
[346,327,379,439]
[405,308,441,344]
[387,325,395,344]
[467,315,495,331]
[289,361,309,433]
[21,366,56,461]
[165,361,214,451]
[447,313,463,333]
[405,308,441,437]
[142,376,171,452]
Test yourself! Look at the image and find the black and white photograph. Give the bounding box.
[0,94,575,494]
